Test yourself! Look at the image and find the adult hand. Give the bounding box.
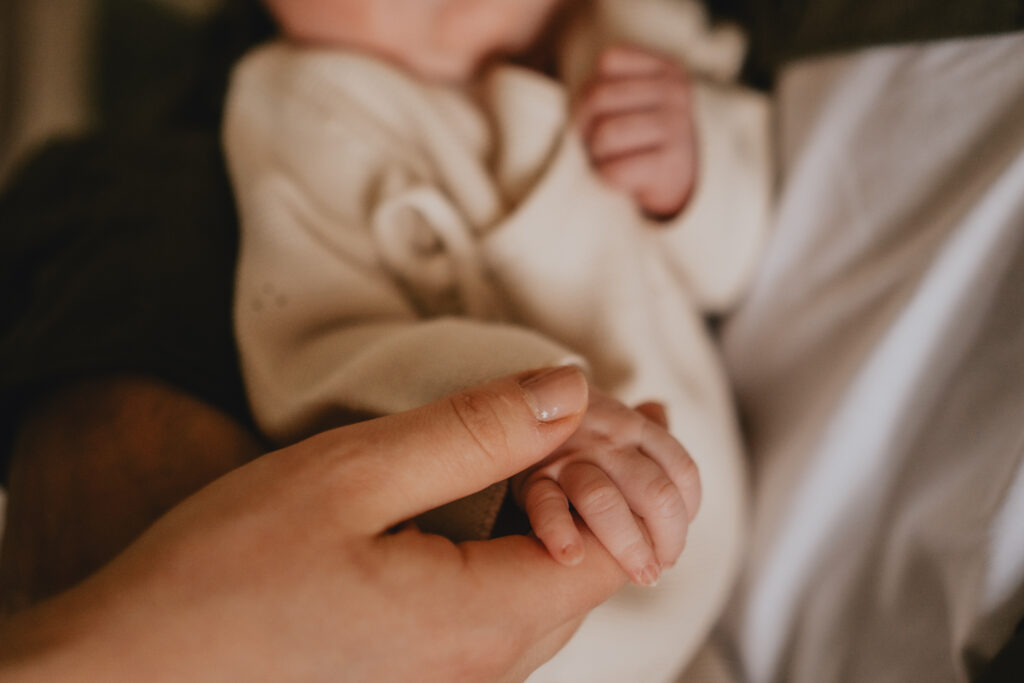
[0,366,627,682]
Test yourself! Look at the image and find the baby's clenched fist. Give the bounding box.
[576,44,698,219]
[511,385,701,587]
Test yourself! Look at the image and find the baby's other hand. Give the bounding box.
[576,44,698,220]
[510,387,701,586]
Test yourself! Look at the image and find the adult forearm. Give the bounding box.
[0,369,631,682]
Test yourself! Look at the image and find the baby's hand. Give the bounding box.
[511,387,701,586]
[576,44,698,219]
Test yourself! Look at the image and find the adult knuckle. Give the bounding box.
[447,390,515,469]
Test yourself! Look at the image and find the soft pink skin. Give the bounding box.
[264,3,698,216]
[512,386,702,588]
[0,370,651,683]
[263,0,567,82]
[576,44,699,219]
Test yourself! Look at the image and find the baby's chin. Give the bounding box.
[391,42,528,85]
[397,53,487,85]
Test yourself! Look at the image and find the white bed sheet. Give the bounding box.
[715,31,1024,683]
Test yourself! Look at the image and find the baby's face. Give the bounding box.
[265,0,568,82]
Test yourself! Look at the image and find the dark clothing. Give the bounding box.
[719,0,1024,86]
[977,619,1024,683]
[0,133,249,456]
[0,0,274,476]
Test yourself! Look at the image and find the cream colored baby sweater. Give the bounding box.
[224,1,770,680]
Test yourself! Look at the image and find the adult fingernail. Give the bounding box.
[520,366,588,422]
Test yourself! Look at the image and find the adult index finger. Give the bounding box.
[323,366,589,534]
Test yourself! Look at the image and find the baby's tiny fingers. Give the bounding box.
[558,461,660,586]
[576,76,683,133]
[596,44,674,78]
[602,448,689,568]
[634,401,668,429]
[522,476,585,566]
[637,418,702,521]
[586,109,671,163]
[595,145,695,218]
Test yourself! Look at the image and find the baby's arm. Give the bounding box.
[575,44,698,219]
[511,386,702,587]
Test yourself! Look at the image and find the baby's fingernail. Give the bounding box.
[520,366,587,422]
[560,543,584,566]
[634,563,661,587]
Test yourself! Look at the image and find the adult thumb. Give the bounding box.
[326,366,589,533]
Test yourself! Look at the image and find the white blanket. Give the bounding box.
[709,32,1024,683]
